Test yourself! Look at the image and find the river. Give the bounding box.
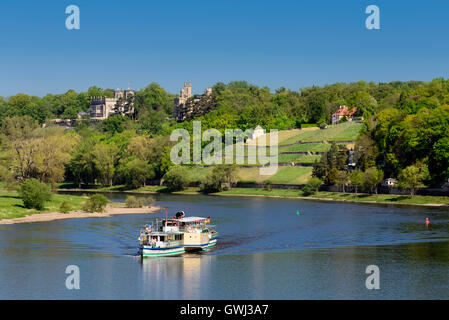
[1,193,449,299]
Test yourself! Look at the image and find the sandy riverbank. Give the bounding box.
[0,205,162,225]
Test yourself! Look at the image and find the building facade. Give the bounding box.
[173,82,213,122]
[331,105,358,125]
[87,89,135,120]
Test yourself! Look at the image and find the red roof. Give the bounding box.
[333,106,357,117]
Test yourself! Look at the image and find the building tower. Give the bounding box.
[174,81,193,121]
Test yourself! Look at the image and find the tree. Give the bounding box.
[19,179,52,210]
[398,164,429,196]
[102,115,131,134]
[363,167,384,194]
[348,91,378,116]
[354,134,379,170]
[93,143,118,187]
[429,137,449,185]
[163,165,190,191]
[326,168,339,185]
[349,170,365,194]
[69,138,99,187]
[336,170,350,193]
[200,165,240,193]
[117,158,155,189]
[33,127,80,185]
[1,118,78,184]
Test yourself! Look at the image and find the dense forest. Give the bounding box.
[0,78,448,189]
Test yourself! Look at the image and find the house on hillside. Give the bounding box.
[381,178,398,188]
[246,126,265,144]
[331,105,358,125]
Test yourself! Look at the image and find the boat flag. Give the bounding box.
[205,217,211,223]
[297,210,300,215]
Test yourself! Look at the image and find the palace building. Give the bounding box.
[173,82,213,122]
[87,89,135,120]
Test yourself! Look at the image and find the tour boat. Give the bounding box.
[139,222,185,257]
[139,211,218,257]
[163,212,218,251]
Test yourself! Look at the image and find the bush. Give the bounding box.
[125,195,142,208]
[59,200,72,214]
[141,196,155,207]
[19,179,52,210]
[200,171,221,193]
[301,184,314,196]
[307,177,323,193]
[163,165,190,191]
[83,194,108,213]
[319,123,327,130]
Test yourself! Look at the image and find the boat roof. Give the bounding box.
[172,217,207,222]
[143,231,184,236]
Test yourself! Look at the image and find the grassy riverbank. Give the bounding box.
[57,184,449,207]
[0,188,87,220]
[217,188,449,206]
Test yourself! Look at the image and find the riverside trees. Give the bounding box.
[0,116,79,185]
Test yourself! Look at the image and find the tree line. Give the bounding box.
[1,78,449,194]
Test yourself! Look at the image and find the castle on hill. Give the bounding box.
[86,88,135,120]
[173,82,213,122]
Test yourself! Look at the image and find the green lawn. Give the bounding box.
[278,154,321,163]
[0,189,88,220]
[280,122,362,145]
[279,143,333,153]
[237,166,313,184]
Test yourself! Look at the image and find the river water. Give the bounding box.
[1,193,449,299]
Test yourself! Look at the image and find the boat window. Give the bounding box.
[159,236,165,242]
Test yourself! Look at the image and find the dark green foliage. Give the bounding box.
[19,179,52,210]
[3,78,449,190]
[301,184,314,196]
[163,165,190,191]
[82,194,108,213]
[312,143,349,185]
[201,165,239,193]
[117,158,155,189]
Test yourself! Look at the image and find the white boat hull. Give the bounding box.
[141,246,185,257]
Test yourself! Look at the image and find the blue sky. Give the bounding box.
[1,0,448,96]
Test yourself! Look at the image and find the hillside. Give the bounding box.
[187,122,363,185]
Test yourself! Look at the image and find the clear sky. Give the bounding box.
[1,0,448,96]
